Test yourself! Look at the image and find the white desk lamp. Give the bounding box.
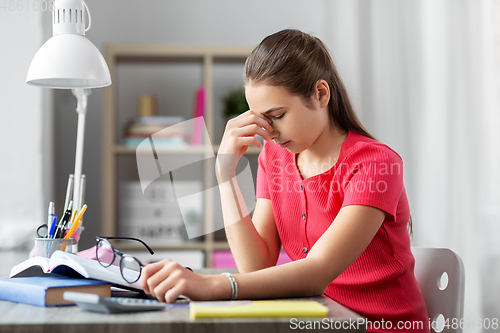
[26,0,111,213]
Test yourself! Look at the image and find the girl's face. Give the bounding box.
[245,83,330,154]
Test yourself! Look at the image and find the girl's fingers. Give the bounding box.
[148,262,185,297]
[235,124,272,141]
[235,136,263,149]
[140,259,171,293]
[229,110,273,133]
[220,110,271,157]
[141,264,228,303]
[152,269,190,302]
[152,276,176,302]
[164,282,186,303]
[143,261,179,296]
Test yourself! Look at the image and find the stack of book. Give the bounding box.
[122,88,206,148]
[122,116,189,148]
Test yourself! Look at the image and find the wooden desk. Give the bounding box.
[0,255,365,333]
[0,295,365,333]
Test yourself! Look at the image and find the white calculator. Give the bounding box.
[63,291,166,313]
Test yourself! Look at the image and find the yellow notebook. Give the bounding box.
[189,300,329,319]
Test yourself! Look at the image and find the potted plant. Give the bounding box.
[223,89,264,146]
[223,89,249,120]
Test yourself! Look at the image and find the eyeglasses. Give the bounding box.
[95,236,154,283]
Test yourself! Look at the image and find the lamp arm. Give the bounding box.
[72,88,91,212]
[83,0,92,32]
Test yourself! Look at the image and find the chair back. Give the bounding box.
[412,247,465,333]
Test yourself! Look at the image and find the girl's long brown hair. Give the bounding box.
[244,29,374,140]
[244,29,413,236]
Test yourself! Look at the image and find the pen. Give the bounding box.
[78,174,86,212]
[73,204,87,228]
[63,175,74,215]
[64,210,77,237]
[64,220,82,239]
[60,220,83,251]
[55,201,73,239]
[70,210,77,224]
[64,204,87,240]
[47,202,55,230]
[48,216,57,238]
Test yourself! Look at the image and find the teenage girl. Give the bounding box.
[140,29,429,332]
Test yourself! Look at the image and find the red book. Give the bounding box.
[191,87,205,145]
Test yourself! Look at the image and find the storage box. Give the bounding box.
[118,181,203,245]
[212,250,292,269]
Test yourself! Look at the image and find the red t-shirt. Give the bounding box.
[256,131,429,332]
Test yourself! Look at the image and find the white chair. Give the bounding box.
[412,247,465,333]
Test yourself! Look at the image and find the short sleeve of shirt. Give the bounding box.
[341,144,404,219]
[256,145,270,199]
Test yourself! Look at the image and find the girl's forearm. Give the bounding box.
[219,177,275,272]
[230,256,331,300]
[217,205,387,301]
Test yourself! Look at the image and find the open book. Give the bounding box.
[9,251,142,290]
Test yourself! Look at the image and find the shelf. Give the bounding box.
[212,241,231,250]
[111,241,208,251]
[110,241,230,251]
[115,144,262,155]
[114,145,210,155]
[106,44,254,59]
[211,144,262,155]
[102,44,255,268]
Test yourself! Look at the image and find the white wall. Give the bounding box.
[0,8,45,250]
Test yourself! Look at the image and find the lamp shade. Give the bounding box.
[26,33,111,89]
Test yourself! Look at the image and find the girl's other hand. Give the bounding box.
[140,258,229,303]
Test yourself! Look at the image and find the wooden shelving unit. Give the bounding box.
[101,44,257,267]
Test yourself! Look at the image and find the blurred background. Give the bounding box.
[1,0,499,331]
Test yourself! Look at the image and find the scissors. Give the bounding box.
[37,224,49,238]
[37,216,58,238]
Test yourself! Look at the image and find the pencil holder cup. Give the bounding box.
[34,238,75,257]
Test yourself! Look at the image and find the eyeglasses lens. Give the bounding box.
[96,239,115,267]
[120,256,142,283]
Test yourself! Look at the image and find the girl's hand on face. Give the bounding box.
[219,110,273,155]
[217,110,273,177]
[140,259,228,303]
